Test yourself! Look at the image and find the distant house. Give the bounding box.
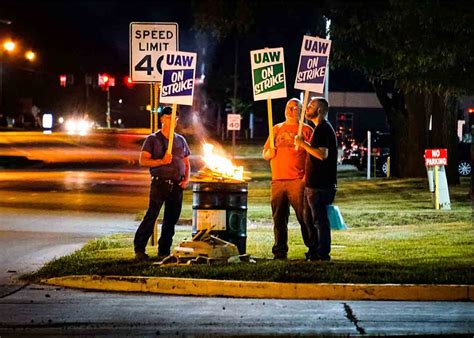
[327,92,388,144]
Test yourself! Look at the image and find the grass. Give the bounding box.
[25,169,473,285]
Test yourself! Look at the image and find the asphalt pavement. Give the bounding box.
[0,207,137,287]
[1,285,472,336]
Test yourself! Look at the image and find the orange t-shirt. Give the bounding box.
[264,122,313,180]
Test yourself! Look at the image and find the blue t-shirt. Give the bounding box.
[142,131,191,180]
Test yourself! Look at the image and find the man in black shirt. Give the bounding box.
[294,97,337,261]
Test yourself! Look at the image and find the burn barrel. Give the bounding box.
[192,181,248,254]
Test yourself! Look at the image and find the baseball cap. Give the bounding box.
[159,106,178,117]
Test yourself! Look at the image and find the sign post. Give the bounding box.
[294,35,331,148]
[227,113,241,158]
[367,130,371,179]
[130,22,178,132]
[159,51,197,154]
[250,47,287,150]
[424,148,450,210]
[130,22,179,83]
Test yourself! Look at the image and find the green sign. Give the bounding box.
[253,63,285,95]
[250,47,287,101]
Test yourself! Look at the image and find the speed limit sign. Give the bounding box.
[227,114,241,131]
[129,22,179,83]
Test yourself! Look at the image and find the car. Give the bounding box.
[341,132,390,176]
[457,142,472,177]
[342,131,472,177]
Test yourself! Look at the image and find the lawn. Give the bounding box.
[26,168,474,285]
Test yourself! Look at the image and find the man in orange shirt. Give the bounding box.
[263,98,313,259]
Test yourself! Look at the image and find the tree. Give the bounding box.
[327,0,474,182]
[193,0,255,137]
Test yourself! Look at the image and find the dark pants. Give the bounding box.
[134,178,183,256]
[271,179,311,258]
[305,187,336,260]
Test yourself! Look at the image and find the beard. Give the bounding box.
[306,109,317,119]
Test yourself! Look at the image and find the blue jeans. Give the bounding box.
[271,179,311,258]
[134,178,183,256]
[305,187,336,260]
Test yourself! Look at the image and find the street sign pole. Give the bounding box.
[434,165,439,210]
[149,83,154,133]
[232,130,236,160]
[106,86,111,128]
[154,83,160,132]
[367,130,371,180]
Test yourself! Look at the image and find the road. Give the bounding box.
[0,131,472,335]
[1,286,472,336]
[0,169,150,213]
[0,206,138,285]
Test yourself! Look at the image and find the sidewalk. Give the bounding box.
[44,275,473,302]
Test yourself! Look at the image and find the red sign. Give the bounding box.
[98,74,115,89]
[425,148,448,166]
[59,74,67,87]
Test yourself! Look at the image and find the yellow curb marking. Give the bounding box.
[43,275,473,301]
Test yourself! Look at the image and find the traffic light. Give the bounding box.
[59,74,67,87]
[98,73,109,87]
[336,112,354,144]
[124,76,134,88]
[98,73,115,90]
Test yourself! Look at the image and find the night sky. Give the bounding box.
[0,1,373,131]
[0,1,197,73]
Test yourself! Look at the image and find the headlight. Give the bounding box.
[65,119,93,135]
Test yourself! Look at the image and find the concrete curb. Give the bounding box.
[43,275,474,301]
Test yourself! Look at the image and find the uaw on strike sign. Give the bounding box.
[130,22,178,82]
[250,47,286,101]
[294,36,331,93]
[159,51,197,106]
[425,149,448,166]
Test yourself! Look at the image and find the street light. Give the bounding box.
[3,40,15,52]
[0,39,38,123]
[25,50,35,62]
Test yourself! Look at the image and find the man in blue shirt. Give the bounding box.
[134,106,191,261]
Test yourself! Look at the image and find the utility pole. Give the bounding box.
[106,86,111,128]
[325,17,331,102]
[0,19,12,118]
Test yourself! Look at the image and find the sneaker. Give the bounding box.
[157,255,169,262]
[307,255,331,262]
[134,252,150,261]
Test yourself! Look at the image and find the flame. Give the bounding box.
[201,143,244,181]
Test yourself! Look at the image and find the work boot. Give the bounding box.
[134,252,150,261]
[307,254,331,262]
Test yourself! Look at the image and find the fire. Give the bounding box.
[200,143,244,181]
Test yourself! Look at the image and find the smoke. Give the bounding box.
[179,110,209,144]
[176,30,221,147]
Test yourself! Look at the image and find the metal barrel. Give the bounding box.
[192,182,248,254]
